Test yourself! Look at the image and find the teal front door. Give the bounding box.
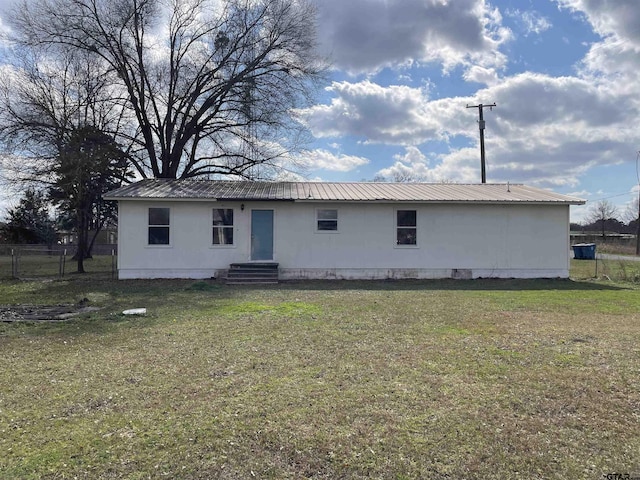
[251,210,274,261]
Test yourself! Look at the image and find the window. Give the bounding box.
[213,208,234,245]
[316,209,338,231]
[148,207,170,245]
[396,210,417,245]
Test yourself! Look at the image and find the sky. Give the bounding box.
[1,0,640,223]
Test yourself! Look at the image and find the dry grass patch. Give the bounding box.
[0,276,639,478]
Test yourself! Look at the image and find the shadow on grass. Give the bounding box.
[0,276,630,340]
[0,312,163,338]
[274,278,629,291]
[0,276,628,307]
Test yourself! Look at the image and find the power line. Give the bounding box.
[590,191,636,202]
[586,151,640,203]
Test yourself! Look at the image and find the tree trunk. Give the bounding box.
[74,210,88,273]
[87,219,105,258]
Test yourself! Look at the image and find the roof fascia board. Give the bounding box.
[103,197,218,202]
[102,197,298,202]
[105,197,582,205]
[293,199,584,205]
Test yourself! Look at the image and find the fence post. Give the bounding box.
[58,250,64,278]
[111,249,116,279]
[11,248,15,278]
[13,249,20,278]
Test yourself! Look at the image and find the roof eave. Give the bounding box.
[103,196,219,202]
[104,196,584,205]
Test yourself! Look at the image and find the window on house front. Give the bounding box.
[396,210,417,245]
[213,208,234,245]
[316,209,338,231]
[148,207,170,245]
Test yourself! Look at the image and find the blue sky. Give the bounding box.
[292,0,640,223]
[2,0,640,223]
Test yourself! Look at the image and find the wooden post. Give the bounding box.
[58,250,64,278]
[111,249,116,279]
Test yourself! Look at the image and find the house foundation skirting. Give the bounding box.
[117,267,568,280]
[278,267,569,280]
[118,268,217,279]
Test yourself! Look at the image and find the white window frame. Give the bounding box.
[147,207,171,247]
[315,208,339,233]
[395,208,418,248]
[212,208,236,248]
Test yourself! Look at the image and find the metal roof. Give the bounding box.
[104,179,585,205]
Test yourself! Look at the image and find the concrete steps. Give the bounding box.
[225,263,279,284]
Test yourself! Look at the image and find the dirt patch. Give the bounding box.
[0,304,101,322]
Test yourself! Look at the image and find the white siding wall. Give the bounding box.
[116,200,571,279]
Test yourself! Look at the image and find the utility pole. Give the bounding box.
[466,103,496,183]
[636,151,640,256]
[636,184,640,255]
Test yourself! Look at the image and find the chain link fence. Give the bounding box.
[571,254,640,282]
[0,245,117,280]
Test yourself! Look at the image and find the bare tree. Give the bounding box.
[0,48,132,271]
[372,172,454,183]
[586,199,619,239]
[0,48,131,179]
[8,0,325,180]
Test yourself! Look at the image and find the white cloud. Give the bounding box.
[299,68,640,187]
[490,73,633,130]
[273,170,323,182]
[579,38,640,89]
[506,9,552,36]
[567,190,592,198]
[296,80,456,145]
[300,149,370,172]
[316,0,511,74]
[0,15,9,37]
[393,146,428,166]
[297,1,640,189]
[469,72,638,186]
[557,0,640,90]
[521,11,552,36]
[377,146,480,183]
[556,0,640,45]
[2,0,637,197]
[0,4,14,55]
[463,65,500,85]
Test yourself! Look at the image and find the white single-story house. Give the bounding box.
[104,179,585,280]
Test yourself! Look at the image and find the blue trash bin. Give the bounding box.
[572,243,596,260]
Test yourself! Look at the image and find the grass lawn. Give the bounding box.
[1,262,639,479]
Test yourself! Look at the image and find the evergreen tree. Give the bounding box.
[2,188,56,245]
[49,126,129,273]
